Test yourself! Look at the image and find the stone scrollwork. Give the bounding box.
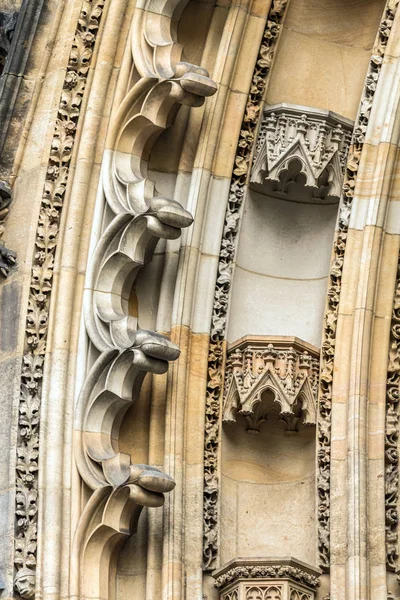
[251,104,353,201]
[223,337,319,433]
[71,474,175,600]
[71,2,218,599]
[74,0,217,543]
[77,0,217,502]
[74,334,181,489]
[203,0,289,570]
[103,61,216,217]
[84,198,193,351]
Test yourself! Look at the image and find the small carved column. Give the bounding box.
[214,559,321,600]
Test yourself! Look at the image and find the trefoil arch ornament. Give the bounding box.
[250,104,353,201]
[223,337,319,434]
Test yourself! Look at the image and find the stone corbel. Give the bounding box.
[251,104,353,201]
[74,331,180,489]
[84,198,193,352]
[213,558,320,600]
[223,336,319,433]
[103,61,217,216]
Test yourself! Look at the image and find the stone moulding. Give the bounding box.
[13,1,106,597]
[102,62,216,218]
[72,3,217,600]
[213,558,320,598]
[76,6,217,494]
[203,0,400,575]
[223,336,319,433]
[386,250,400,576]
[74,338,180,489]
[71,479,173,600]
[202,0,289,571]
[317,0,399,572]
[251,103,353,201]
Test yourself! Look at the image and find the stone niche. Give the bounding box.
[213,558,321,600]
[219,338,319,566]
[227,105,353,348]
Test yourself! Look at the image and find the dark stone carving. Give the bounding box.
[0,11,18,76]
[0,181,15,276]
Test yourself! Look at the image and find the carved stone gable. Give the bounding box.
[251,104,353,201]
[223,336,320,433]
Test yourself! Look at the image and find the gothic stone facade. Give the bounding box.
[0,0,400,599]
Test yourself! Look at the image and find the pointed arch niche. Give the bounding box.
[220,105,353,567]
[219,0,386,575]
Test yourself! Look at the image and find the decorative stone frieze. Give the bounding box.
[386,250,400,575]
[223,336,319,433]
[14,1,106,595]
[317,0,399,571]
[251,104,353,201]
[213,558,320,600]
[203,0,289,570]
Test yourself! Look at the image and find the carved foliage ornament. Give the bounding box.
[203,0,289,570]
[251,104,353,201]
[386,250,400,576]
[223,337,319,433]
[14,2,106,596]
[317,0,399,572]
[214,566,319,592]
